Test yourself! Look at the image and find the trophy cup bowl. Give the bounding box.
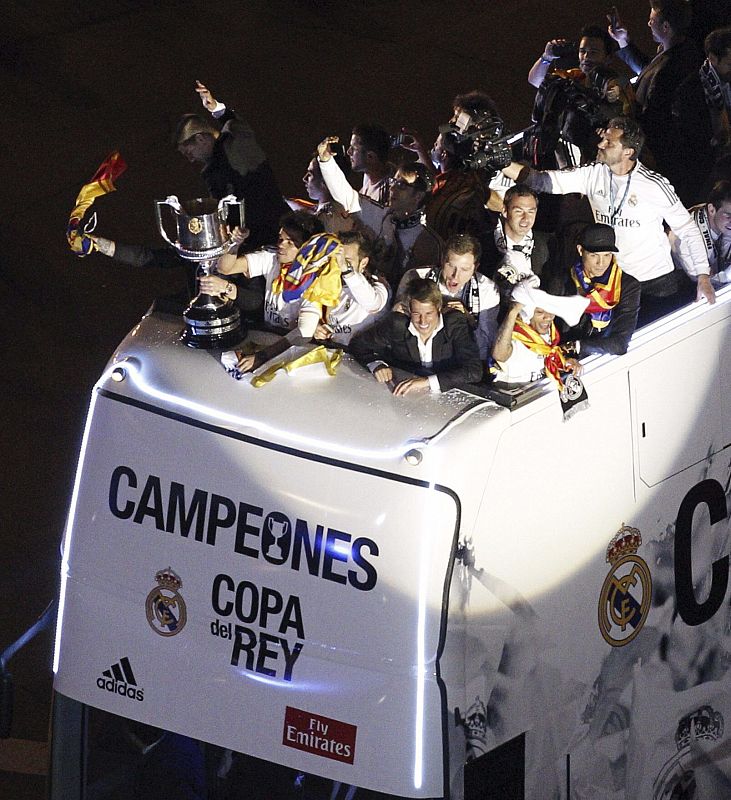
[155,194,246,350]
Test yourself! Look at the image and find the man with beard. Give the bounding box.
[503,116,714,324]
[529,24,633,116]
[527,25,635,168]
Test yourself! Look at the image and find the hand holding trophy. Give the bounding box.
[155,195,246,349]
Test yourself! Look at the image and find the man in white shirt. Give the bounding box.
[317,136,442,283]
[492,299,583,384]
[502,116,714,323]
[481,185,554,288]
[347,124,394,205]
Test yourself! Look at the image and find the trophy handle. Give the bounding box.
[155,196,182,248]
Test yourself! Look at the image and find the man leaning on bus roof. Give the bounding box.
[349,278,483,396]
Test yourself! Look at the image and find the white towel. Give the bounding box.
[512,282,590,327]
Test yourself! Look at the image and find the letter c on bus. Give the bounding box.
[109,466,137,519]
[211,573,235,616]
[675,479,728,626]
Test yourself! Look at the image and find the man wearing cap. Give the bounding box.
[175,81,289,250]
[547,223,640,356]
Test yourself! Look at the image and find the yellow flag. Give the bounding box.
[251,346,343,388]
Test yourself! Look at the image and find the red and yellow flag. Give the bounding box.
[66,151,127,256]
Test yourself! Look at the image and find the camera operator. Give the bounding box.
[526,26,635,168]
[407,91,511,245]
[528,26,628,95]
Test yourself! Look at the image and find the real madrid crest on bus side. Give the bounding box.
[145,567,187,637]
[598,524,652,647]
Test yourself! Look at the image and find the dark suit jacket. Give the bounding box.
[201,108,289,249]
[670,71,717,205]
[349,309,483,392]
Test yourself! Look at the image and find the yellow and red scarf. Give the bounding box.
[512,318,567,389]
[271,233,342,307]
[513,317,589,419]
[571,259,622,331]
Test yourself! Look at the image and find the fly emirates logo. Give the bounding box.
[283,707,357,764]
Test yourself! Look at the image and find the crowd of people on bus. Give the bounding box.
[87,2,731,400]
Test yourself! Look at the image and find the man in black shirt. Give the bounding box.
[547,222,640,355]
[175,81,289,250]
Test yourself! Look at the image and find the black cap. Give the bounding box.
[579,223,618,253]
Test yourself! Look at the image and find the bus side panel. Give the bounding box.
[461,353,731,796]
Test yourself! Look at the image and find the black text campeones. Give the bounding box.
[108,466,379,591]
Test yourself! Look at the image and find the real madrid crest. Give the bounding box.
[598,524,652,646]
[560,373,584,402]
[653,705,724,798]
[146,567,187,637]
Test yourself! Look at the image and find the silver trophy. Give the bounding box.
[155,194,245,349]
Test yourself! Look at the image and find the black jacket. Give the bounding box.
[349,309,483,392]
[201,108,289,250]
[480,228,554,284]
[547,263,641,356]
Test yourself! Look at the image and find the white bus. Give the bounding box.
[50,286,731,799]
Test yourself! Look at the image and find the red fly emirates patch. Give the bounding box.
[283,706,357,764]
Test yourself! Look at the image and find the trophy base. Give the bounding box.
[182,300,244,350]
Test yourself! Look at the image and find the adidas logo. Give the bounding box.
[96,656,145,701]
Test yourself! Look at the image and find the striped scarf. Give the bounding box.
[571,259,622,331]
[271,233,342,307]
[513,318,589,419]
[699,59,731,148]
[512,319,567,389]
